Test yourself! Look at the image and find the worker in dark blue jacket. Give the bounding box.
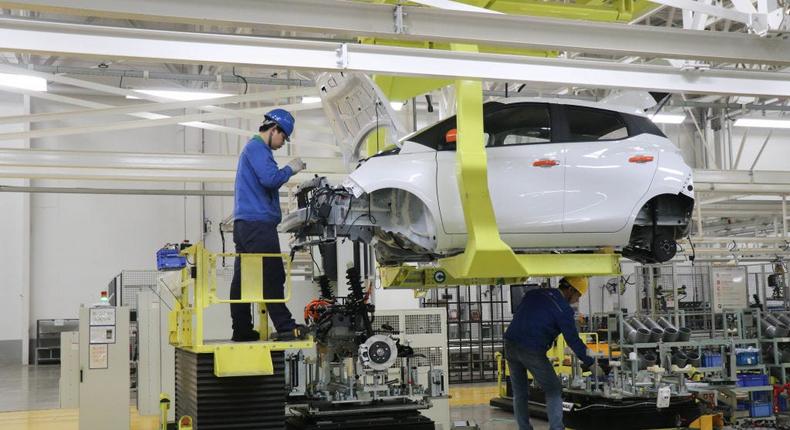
[230,108,308,342]
[504,276,602,430]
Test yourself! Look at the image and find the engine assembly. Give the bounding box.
[281,175,439,266]
[285,268,443,430]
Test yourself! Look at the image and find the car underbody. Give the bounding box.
[280,177,695,266]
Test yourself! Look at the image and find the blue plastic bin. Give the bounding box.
[752,391,772,403]
[750,402,773,418]
[156,247,187,271]
[702,353,722,367]
[737,374,769,387]
[736,348,760,366]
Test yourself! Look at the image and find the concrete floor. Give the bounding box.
[0,363,59,412]
[0,364,778,430]
[0,363,549,429]
[452,404,550,430]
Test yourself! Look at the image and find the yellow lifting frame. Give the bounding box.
[168,243,313,377]
[436,44,620,283]
[358,8,625,289]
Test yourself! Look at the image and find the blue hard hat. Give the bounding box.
[264,108,295,139]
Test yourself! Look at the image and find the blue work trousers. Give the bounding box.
[504,339,565,430]
[229,220,296,333]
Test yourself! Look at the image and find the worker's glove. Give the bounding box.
[588,363,606,377]
[582,362,606,377]
[287,157,306,174]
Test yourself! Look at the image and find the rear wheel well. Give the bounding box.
[633,193,694,231]
[624,193,695,263]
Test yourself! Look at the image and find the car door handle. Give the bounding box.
[628,155,654,164]
[533,159,559,168]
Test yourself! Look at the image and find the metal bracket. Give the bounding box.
[335,43,349,69]
[394,4,408,34]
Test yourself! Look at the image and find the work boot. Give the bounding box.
[231,329,260,342]
[272,324,310,341]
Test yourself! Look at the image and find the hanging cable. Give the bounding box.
[232,67,248,94]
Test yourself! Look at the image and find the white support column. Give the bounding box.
[783,194,788,238]
[20,94,30,365]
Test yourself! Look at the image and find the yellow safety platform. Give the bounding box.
[168,243,313,377]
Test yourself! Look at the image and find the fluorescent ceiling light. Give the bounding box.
[650,113,686,124]
[301,96,321,104]
[126,89,232,101]
[733,118,790,129]
[0,72,47,92]
[390,101,404,111]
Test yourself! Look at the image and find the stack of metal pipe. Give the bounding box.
[762,314,790,338]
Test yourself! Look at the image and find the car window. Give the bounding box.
[485,104,551,147]
[410,103,503,151]
[565,106,628,141]
[623,113,667,138]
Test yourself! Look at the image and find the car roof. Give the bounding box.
[494,96,648,116]
[400,97,649,144]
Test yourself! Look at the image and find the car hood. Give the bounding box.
[317,72,408,169]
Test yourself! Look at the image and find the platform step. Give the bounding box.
[175,349,285,429]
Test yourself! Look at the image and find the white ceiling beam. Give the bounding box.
[1,0,788,64]
[660,0,750,25]
[0,165,346,184]
[0,75,258,136]
[0,64,332,140]
[0,184,236,196]
[1,19,790,97]
[0,101,334,152]
[0,63,313,126]
[0,148,348,182]
[0,87,317,125]
[4,150,790,200]
[0,147,347,172]
[0,66,332,141]
[655,0,784,35]
[695,169,790,195]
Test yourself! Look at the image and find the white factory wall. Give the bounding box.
[28,97,204,351]
[0,94,29,364]
[729,127,790,171]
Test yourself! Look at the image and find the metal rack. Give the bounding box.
[107,270,159,393]
[422,284,510,383]
[35,319,79,364]
[603,310,775,422]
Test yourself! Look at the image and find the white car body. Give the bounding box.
[286,74,695,264]
[340,99,694,263]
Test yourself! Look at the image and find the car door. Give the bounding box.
[436,103,565,234]
[560,105,659,233]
